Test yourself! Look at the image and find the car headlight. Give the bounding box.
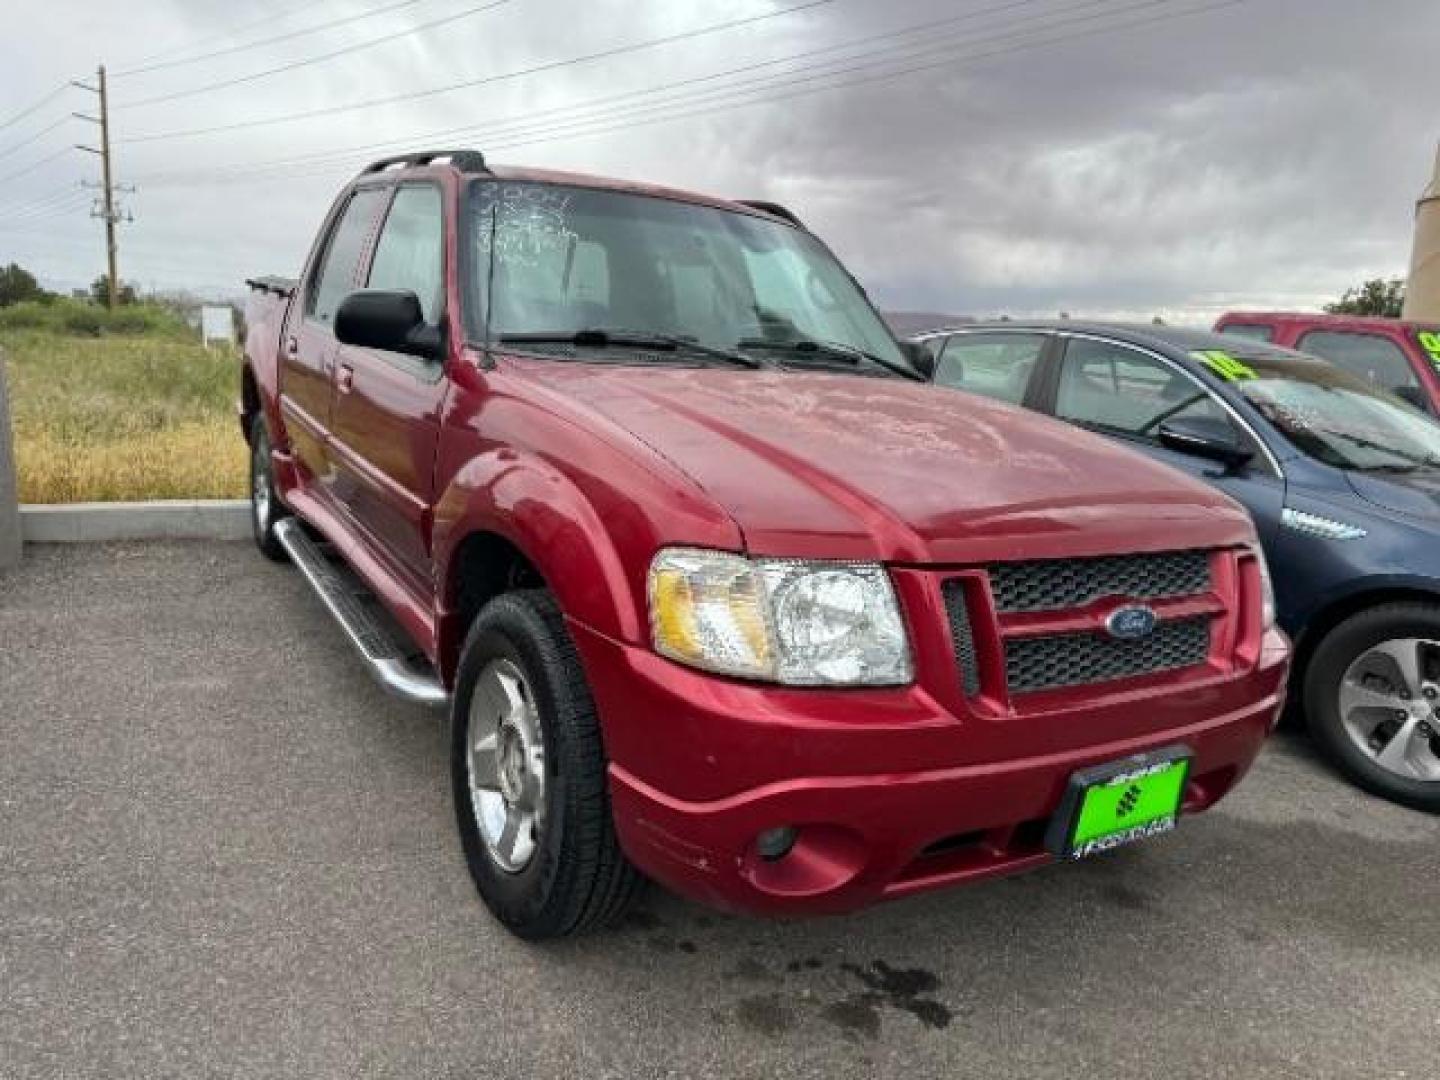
[1250,544,1276,629]
[648,548,913,686]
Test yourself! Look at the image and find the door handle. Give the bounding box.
[336,363,355,393]
[283,335,299,359]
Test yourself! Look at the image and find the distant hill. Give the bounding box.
[882,311,972,337]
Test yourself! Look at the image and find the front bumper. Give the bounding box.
[574,621,1289,916]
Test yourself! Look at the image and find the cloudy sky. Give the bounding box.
[1,0,1436,323]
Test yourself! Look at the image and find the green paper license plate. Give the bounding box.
[1045,746,1193,860]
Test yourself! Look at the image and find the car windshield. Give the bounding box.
[465,180,909,372]
[1207,348,1440,471]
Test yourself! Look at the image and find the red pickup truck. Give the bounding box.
[243,150,1289,938]
[1215,311,1440,413]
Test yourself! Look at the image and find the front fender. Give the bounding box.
[432,447,643,650]
[1288,571,1440,653]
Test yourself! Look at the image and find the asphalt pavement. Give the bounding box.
[3,542,1437,1079]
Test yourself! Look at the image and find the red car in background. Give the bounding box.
[1215,312,1440,414]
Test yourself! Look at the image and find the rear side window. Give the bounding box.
[1056,338,1231,437]
[367,185,445,324]
[306,188,386,326]
[1297,330,1421,399]
[932,333,1047,406]
[1218,323,1274,343]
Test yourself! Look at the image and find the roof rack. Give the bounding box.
[736,199,803,227]
[361,149,490,175]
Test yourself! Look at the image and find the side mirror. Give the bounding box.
[1158,415,1253,470]
[334,290,442,360]
[901,340,936,379]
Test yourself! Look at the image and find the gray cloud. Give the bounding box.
[1,0,1435,323]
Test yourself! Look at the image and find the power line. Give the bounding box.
[0,82,74,134]
[132,0,1214,189]
[469,0,1247,158]
[0,114,73,163]
[0,146,73,190]
[116,0,513,109]
[114,0,328,72]
[113,0,430,77]
[2,187,84,216]
[119,0,840,144]
[1,189,89,225]
[130,0,1065,181]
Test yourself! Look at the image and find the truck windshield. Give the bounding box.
[1215,349,1440,471]
[465,181,909,372]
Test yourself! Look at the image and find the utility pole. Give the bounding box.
[73,65,132,309]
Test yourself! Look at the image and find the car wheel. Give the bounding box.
[249,416,289,562]
[1304,603,1440,813]
[450,589,645,938]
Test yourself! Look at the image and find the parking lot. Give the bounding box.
[3,541,1438,1079]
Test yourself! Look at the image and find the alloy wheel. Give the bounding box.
[1337,638,1440,783]
[466,657,547,872]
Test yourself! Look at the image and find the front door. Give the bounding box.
[1051,336,1285,545]
[328,182,450,595]
[280,186,388,494]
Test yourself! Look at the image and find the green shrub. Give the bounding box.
[0,297,192,339]
[61,306,105,336]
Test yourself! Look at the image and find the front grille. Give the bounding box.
[1005,617,1211,694]
[986,550,1211,613]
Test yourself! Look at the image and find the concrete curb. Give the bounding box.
[20,500,251,543]
[0,350,20,571]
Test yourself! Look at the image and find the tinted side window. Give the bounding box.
[367,185,445,324]
[1298,330,1420,397]
[1218,323,1274,343]
[307,187,386,326]
[933,333,1047,406]
[1056,338,1230,437]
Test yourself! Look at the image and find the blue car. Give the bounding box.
[912,320,1440,812]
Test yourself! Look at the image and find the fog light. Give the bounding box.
[756,826,798,862]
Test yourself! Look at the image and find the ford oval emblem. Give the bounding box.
[1106,605,1158,641]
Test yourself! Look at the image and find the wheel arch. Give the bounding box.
[432,450,643,685]
[1291,580,1440,689]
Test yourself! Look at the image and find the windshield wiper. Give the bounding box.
[736,337,925,382]
[498,328,764,369]
[1311,426,1440,470]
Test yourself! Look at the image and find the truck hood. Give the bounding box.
[510,361,1255,563]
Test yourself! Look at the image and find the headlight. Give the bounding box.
[1250,544,1276,629]
[648,548,913,686]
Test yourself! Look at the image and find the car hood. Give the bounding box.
[1345,468,1440,521]
[510,361,1256,562]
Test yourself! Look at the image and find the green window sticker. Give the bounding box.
[1417,331,1440,373]
[1193,349,1257,382]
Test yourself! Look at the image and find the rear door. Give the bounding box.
[927,331,1056,408]
[280,186,388,494]
[328,182,450,595]
[1048,335,1284,544]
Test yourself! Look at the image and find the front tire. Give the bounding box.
[450,590,644,938]
[249,416,290,562]
[1304,603,1440,813]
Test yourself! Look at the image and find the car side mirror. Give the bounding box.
[1158,416,1254,471]
[334,290,442,361]
[901,340,936,379]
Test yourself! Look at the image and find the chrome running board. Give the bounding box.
[274,518,449,708]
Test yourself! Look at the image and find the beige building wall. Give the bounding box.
[1403,143,1440,321]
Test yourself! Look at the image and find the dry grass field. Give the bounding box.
[2,303,246,503]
